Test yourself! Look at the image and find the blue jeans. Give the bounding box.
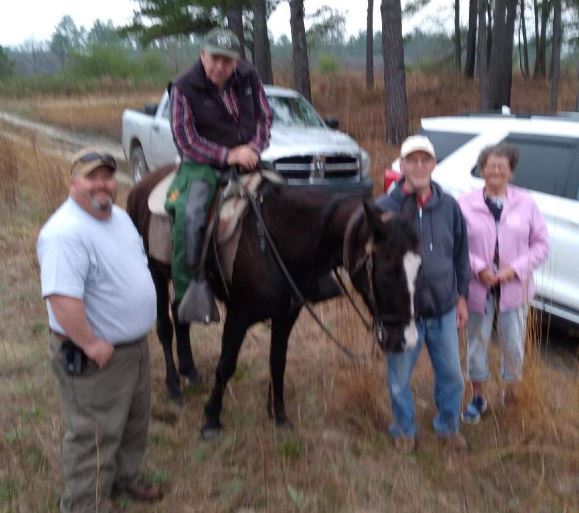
[467,293,527,384]
[386,307,464,438]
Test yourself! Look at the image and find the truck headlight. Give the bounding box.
[360,150,371,178]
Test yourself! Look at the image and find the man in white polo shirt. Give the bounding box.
[37,148,163,513]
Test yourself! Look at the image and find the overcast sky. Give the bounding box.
[0,0,458,48]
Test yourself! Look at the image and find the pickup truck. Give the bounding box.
[122,85,373,196]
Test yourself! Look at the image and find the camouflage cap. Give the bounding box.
[203,27,241,60]
[70,147,117,177]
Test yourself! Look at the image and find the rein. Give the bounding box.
[238,172,371,361]
[341,207,414,346]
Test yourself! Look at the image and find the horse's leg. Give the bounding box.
[267,307,301,427]
[171,300,200,385]
[201,311,249,440]
[150,262,182,403]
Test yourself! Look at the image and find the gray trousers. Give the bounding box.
[48,333,151,513]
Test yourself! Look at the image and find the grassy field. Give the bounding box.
[0,73,578,513]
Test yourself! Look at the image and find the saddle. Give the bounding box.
[147,169,284,285]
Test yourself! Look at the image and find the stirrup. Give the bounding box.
[178,280,220,324]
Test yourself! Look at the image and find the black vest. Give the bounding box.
[169,59,260,150]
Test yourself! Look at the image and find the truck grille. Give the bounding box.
[274,155,360,180]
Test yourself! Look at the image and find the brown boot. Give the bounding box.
[441,432,468,453]
[113,480,164,502]
[393,435,416,453]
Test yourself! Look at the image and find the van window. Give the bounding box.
[418,129,476,163]
[501,134,578,199]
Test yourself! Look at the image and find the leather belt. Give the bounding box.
[49,329,144,348]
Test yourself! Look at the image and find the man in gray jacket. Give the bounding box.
[375,135,470,452]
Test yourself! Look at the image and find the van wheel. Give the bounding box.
[130,144,149,183]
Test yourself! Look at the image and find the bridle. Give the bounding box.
[341,207,413,346]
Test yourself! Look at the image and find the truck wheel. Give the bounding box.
[130,145,149,183]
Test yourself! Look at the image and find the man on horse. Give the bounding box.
[166,27,273,323]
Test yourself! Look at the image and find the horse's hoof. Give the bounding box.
[167,386,184,406]
[200,423,221,441]
[185,372,202,387]
[169,395,184,407]
[275,416,293,430]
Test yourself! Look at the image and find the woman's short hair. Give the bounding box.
[477,142,519,172]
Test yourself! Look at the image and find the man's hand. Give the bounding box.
[456,296,469,330]
[48,295,114,369]
[478,268,497,287]
[84,339,114,368]
[227,145,259,171]
[496,267,516,283]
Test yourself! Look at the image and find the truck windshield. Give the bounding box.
[267,95,324,128]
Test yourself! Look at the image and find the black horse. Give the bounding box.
[127,167,420,439]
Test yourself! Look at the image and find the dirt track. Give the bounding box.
[0,110,131,184]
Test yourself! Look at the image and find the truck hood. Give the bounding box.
[262,125,361,160]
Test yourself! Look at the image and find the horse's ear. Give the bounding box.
[362,200,377,224]
[363,201,387,235]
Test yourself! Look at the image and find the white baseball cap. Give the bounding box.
[400,135,436,160]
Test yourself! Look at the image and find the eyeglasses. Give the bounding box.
[75,152,116,170]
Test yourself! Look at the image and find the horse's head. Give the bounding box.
[345,202,421,352]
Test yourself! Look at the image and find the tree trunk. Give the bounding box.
[289,0,311,101]
[550,0,562,110]
[500,0,517,106]
[534,0,552,77]
[366,0,374,89]
[464,0,478,78]
[227,5,246,60]
[381,0,408,144]
[252,0,273,84]
[478,0,490,109]
[454,0,462,72]
[488,0,507,109]
[487,1,493,62]
[520,0,530,78]
[533,0,539,74]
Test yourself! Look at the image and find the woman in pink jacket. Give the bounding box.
[458,143,549,424]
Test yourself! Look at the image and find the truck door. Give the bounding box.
[149,93,178,169]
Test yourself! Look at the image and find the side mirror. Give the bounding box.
[325,117,339,129]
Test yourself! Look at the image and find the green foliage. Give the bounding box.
[0,45,15,79]
[66,44,169,81]
[0,479,18,505]
[306,6,346,47]
[50,15,86,66]
[317,53,340,74]
[120,0,220,45]
[143,467,170,485]
[277,436,303,461]
[86,19,126,47]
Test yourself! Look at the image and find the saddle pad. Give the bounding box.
[149,213,172,264]
[147,170,282,282]
[148,170,176,216]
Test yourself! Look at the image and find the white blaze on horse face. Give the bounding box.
[402,251,421,349]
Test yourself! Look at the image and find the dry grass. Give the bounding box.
[0,78,578,513]
[0,94,160,141]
